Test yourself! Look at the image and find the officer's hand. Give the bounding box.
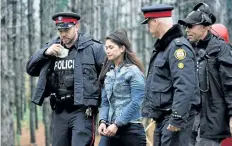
[229,117,232,135]
[167,124,181,132]
[98,123,107,136]
[105,123,118,137]
[45,44,63,57]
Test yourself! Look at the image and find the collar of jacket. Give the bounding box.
[56,33,93,50]
[195,31,212,49]
[110,61,126,71]
[195,32,222,56]
[154,24,183,51]
[74,32,93,50]
[205,33,222,55]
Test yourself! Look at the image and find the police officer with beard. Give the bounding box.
[26,12,105,146]
[178,2,232,146]
[141,4,200,146]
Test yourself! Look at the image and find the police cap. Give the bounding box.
[141,4,174,24]
[52,12,81,29]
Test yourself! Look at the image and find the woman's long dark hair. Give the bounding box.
[98,29,144,86]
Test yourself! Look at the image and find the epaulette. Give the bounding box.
[92,39,103,44]
[174,38,183,46]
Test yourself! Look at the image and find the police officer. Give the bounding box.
[26,12,105,146]
[178,2,232,146]
[141,4,200,146]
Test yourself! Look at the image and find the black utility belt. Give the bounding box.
[57,94,74,101]
[50,93,97,116]
[50,93,84,113]
[50,93,74,101]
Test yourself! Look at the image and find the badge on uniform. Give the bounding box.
[174,48,186,60]
[178,62,184,69]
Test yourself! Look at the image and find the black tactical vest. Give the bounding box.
[47,47,77,97]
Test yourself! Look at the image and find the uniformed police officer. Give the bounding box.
[178,2,232,146]
[26,12,105,146]
[141,4,200,146]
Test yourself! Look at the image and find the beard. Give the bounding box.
[62,34,77,47]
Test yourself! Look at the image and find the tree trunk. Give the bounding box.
[96,0,100,39]
[35,106,38,129]
[90,0,94,37]
[43,99,52,146]
[20,0,27,116]
[1,0,15,145]
[12,0,22,135]
[27,0,36,143]
[129,0,133,41]
[100,0,106,41]
[40,0,55,145]
[8,0,16,143]
[110,1,115,32]
[29,100,36,144]
[70,0,76,11]
[20,0,27,118]
[226,0,232,40]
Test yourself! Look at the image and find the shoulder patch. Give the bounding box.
[174,38,183,46]
[174,48,186,60]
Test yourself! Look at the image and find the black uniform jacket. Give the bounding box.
[26,33,106,107]
[195,33,232,139]
[142,24,200,128]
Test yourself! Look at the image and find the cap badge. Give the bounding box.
[57,16,63,23]
[58,16,63,20]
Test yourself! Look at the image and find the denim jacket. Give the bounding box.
[99,64,145,126]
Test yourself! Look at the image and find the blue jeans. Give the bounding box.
[51,109,95,146]
[153,114,195,146]
[99,123,146,146]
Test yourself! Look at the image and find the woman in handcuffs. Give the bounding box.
[98,29,147,146]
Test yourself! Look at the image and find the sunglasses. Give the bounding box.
[184,23,200,29]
